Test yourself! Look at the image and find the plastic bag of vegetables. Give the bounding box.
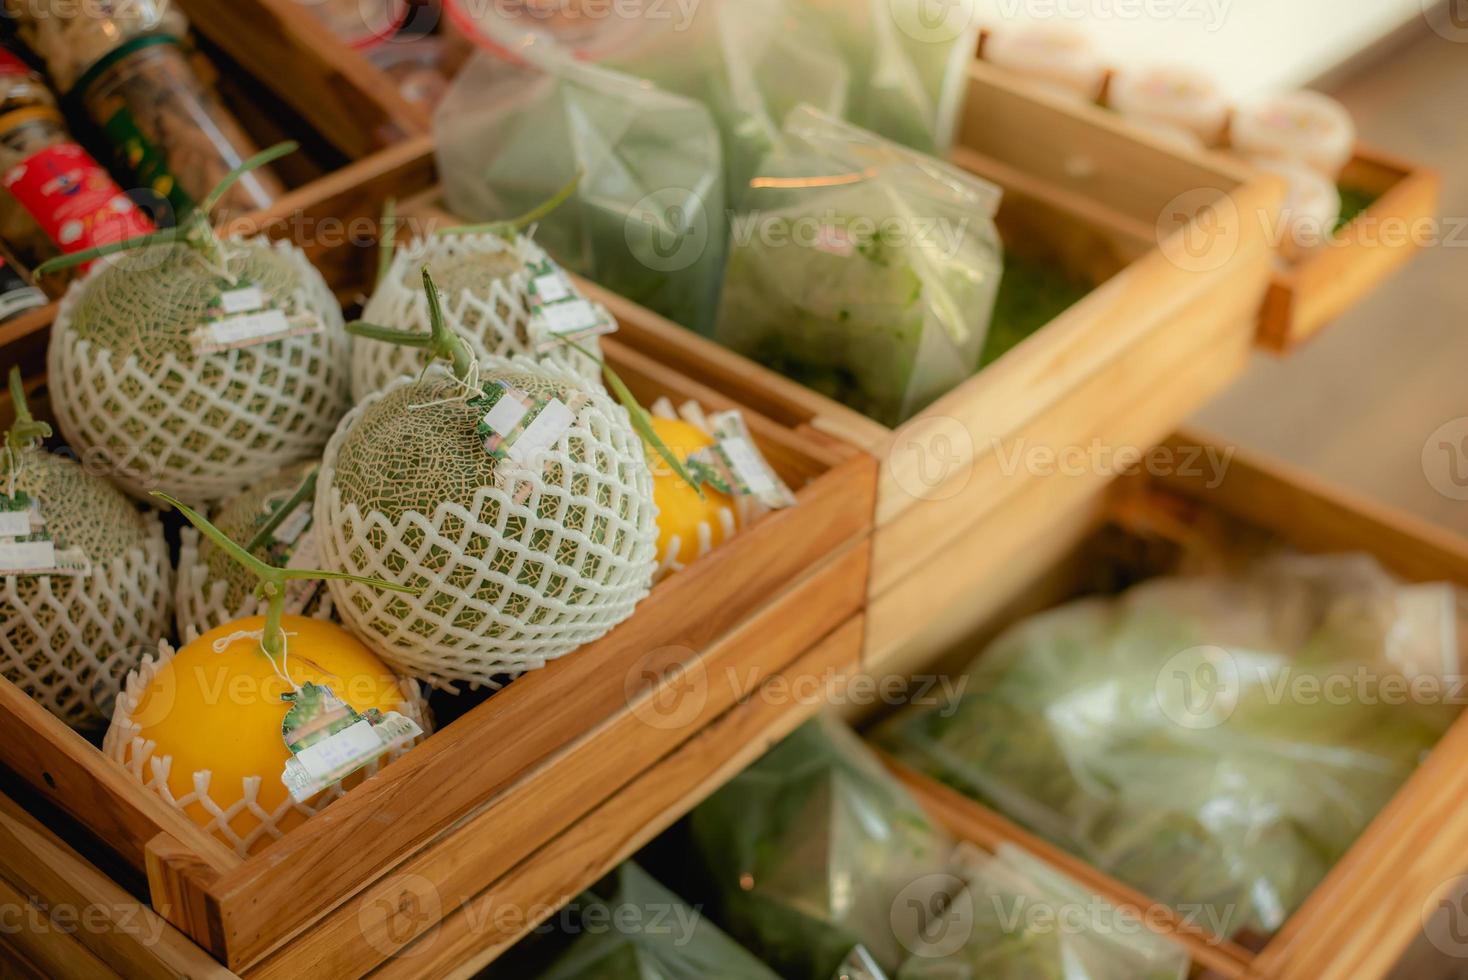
[687,714,958,979]
[436,46,727,333]
[875,553,1462,937]
[715,106,1003,427]
[793,0,978,154]
[897,843,1190,980]
[352,191,608,401]
[0,368,172,728]
[530,863,779,980]
[42,143,349,503]
[596,0,849,201]
[315,269,658,688]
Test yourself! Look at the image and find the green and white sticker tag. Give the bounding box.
[256,490,320,615]
[688,412,797,510]
[280,682,422,804]
[526,258,616,352]
[472,381,584,465]
[0,491,91,577]
[192,279,323,354]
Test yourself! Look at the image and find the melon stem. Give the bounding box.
[152,491,420,660]
[346,267,476,383]
[5,367,51,458]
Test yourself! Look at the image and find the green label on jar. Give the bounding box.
[99,104,194,221]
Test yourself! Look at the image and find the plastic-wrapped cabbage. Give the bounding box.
[875,553,1462,937]
[897,844,1190,980]
[436,46,726,333]
[531,864,778,980]
[716,106,1003,426]
[794,0,978,153]
[688,714,957,979]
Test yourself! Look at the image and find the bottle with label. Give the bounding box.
[0,50,155,279]
[7,0,283,222]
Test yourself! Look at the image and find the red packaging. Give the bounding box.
[1,140,153,254]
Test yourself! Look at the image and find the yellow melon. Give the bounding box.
[107,614,423,856]
[644,416,738,573]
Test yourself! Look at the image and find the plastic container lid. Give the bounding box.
[1109,64,1230,145]
[1253,158,1342,261]
[1233,89,1356,180]
[983,24,1107,103]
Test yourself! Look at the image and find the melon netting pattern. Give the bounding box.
[2,450,173,728]
[315,360,658,689]
[174,461,334,638]
[47,237,350,504]
[104,641,432,858]
[352,233,603,401]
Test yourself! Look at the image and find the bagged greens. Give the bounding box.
[896,844,1190,980]
[875,553,1463,937]
[601,0,850,202]
[715,105,1002,426]
[532,863,778,980]
[687,714,958,979]
[435,47,727,333]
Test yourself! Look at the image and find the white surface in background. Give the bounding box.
[974,0,1426,98]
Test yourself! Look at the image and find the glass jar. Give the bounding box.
[71,34,283,222]
[3,0,188,92]
[0,106,155,276]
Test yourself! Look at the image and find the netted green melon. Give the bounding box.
[47,236,350,503]
[352,232,606,401]
[315,352,658,688]
[1,373,172,728]
[175,460,333,639]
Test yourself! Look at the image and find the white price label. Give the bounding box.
[219,286,266,315]
[510,398,574,463]
[721,436,776,495]
[0,510,33,537]
[0,539,56,573]
[533,273,572,304]
[537,299,602,336]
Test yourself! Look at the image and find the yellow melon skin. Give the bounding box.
[125,615,414,851]
[644,417,738,568]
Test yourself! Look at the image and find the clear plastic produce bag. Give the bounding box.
[875,553,1463,937]
[533,863,778,980]
[715,105,1002,426]
[688,714,958,979]
[793,0,978,154]
[898,844,1190,980]
[436,46,727,333]
[599,0,850,199]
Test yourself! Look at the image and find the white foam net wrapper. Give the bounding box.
[353,233,604,402]
[47,237,351,504]
[2,451,173,729]
[315,359,658,689]
[175,461,335,639]
[104,641,432,859]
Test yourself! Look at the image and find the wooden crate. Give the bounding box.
[971,42,1440,351]
[607,60,1283,668]
[1256,146,1440,350]
[869,431,1468,980]
[0,143,874,974]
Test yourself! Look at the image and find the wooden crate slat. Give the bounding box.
[224,539,869,974]
[366,615,867,980]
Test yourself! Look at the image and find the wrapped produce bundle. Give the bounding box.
[436,46,726,333]
[106,496,427,857]
[174,462,332,639]
[316,270,657,688]
[688,714,958,979]
[0,369,172,728]
[897,844,1190,980]
[531,863,779,980]
[44,144,349,503]
[716,106,1003,427]
[353,214,608,401]
[876,553,1463,936]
